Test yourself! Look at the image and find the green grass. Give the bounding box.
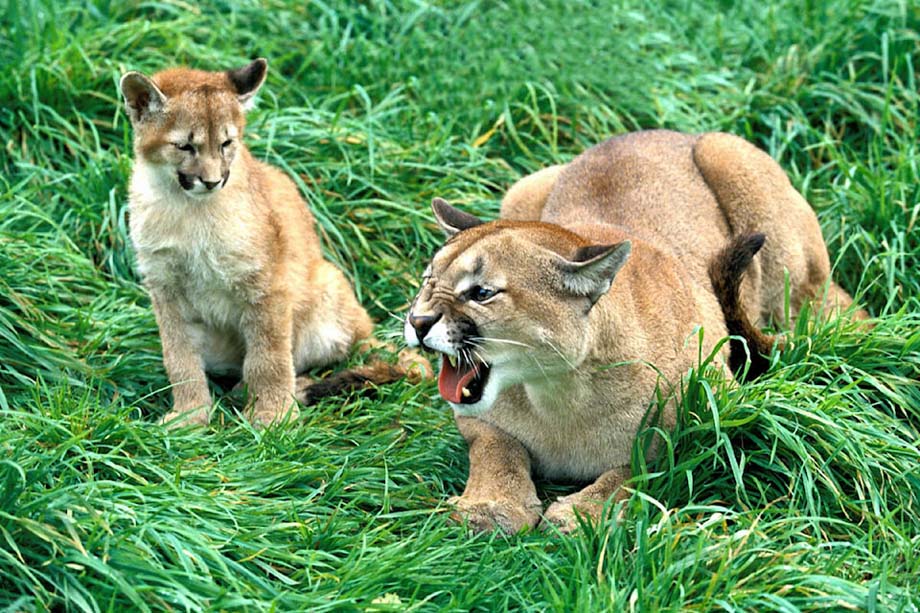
[2,0,919,610]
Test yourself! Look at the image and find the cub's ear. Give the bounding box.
[431,197,484,237]
[556,241,631,306]
[119,72,167,123]
[227,58,268,110]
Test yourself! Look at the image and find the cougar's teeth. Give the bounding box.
[448,355,457,368]
[461,387,471,398]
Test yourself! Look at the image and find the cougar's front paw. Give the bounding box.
[398,348,433,383]
[448,495,540,535]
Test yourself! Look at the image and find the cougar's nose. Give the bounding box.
[202,179,222,190]
[409,313,442,348]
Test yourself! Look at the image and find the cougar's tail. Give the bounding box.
[708,233,780,380]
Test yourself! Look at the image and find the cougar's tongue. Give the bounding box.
[438,355,480,403]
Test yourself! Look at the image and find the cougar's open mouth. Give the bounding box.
[438,353,491,405]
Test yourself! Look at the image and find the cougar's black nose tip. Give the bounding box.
[409,313,442,349]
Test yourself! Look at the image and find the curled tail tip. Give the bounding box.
[709,234,762,292]
[709,232,775,380]
[727,232,766,272]
[710,232,767,290]
[739,233,766,264]
[746,232,767,252]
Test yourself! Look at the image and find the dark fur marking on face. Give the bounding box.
[472,256,484,277]
[450,316,480,349]
[177,171,195,190]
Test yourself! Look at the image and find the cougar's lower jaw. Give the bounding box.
[437,352,494,408]
[449,371,502,416]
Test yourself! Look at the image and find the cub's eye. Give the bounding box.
[175,143,195,152]
[468,285,498,303]
[221,139,232,148]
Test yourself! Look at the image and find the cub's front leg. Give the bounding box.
[450,416,541,534]
[241,294,297,425]
[150,289,212,427]
[543,466,631,533]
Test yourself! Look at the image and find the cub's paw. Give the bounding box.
[160,406,210,429]
[398,348,433,383]
[542,496,603,534]
[249,402,300,428]
[447,495,540,535]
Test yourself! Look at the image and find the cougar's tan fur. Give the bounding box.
[406,130,866,533]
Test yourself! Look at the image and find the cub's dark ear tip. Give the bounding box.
[228,58,269,95]
[119,72,143,90]
[246,58,269,76]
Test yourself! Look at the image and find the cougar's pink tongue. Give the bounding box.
[438,355,480,403]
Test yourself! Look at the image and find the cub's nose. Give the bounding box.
[202,179,222,191]
[408,313,442,349]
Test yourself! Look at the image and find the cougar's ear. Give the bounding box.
[119,72,167,124]
[227,58,268,110]
[555,241,632,306]
[431,198,484,237]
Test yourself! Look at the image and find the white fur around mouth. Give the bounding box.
[446,383,498,416]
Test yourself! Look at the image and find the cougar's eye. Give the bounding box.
[221,139,232,148]
[468,285,498,303]
[175,143,195,153]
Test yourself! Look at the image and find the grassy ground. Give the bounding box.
[1,0,919,610]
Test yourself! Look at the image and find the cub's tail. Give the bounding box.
[708,233,780,380]
[296,348,432,405]
[297,362,405,405]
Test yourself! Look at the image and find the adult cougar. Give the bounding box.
[405,130,866,532]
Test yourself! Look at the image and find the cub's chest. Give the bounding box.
[130,199,267,318]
